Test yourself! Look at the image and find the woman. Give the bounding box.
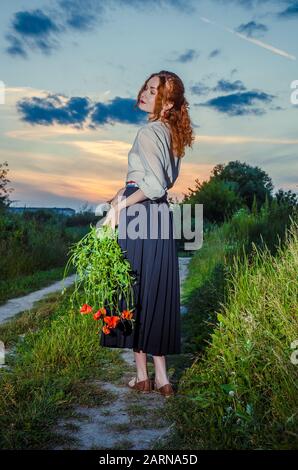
[100,70,195,397]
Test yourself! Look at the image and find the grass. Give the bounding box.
[163,218,298,450]
[180,204,298,355]
[0,264,76,306]
[0,286,125,449]
[1,201,297,450]
[180,224,230,355]
[0,211,89,305]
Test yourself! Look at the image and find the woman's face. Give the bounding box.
[138,75,160,116]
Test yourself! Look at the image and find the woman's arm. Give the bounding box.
[115,188,148,211]
[102,189,148,229]
[102,188,148,229]
[109,185,149,210]
[104,125,167,226]
[133,127,167,200]
[107,186,126,206]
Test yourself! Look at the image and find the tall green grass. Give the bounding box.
[0,288,124,449]
[170,219,298,449]
[181,200,297,354]
[0,266,76,306]
[181,225,228,354]
[0,211,88,302]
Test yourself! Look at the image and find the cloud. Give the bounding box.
[235,21,268,38]
[90,97,145,126]
[208,48,221,59]
[16,93,146,128]
[0,145,128,205]
[63,139,131,166]
[210,0,274,9]
[194,135,298,145]
[190,78,246,97]
[175,48,199,63]
[5,34,27,58]
[230,27,296,60]
[190,82,212,97]
[277,1,298,19]
[57,0,105,31]
[17,94,91,128]
[213,79,246,93]
[5,9,60,57]
[197,90,276,116]
[259,153,298,165]
[211,0,298,22]
[5,0,196,58]
[5,126,96,142]
[10,167,122,204]
[199,14,296,60]
[12,9,59,37]
[109,0,196,14]
[166,160,216,200]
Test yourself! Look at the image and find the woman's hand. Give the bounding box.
[102,206,120,230]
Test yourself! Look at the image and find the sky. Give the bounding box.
[0,0,297,211]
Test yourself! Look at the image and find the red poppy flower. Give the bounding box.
[102,325,111,334]
[80,303,93,314]
[121,309,133,320]
[104,316,120,329]
[93,307,107,320]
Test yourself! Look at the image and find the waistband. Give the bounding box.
[125,180,168,203]
[126,180,139,187]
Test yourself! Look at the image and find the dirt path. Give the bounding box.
[50,349,182,450]
[1,257,192,449]
[50,256,192,450]
[0,275,76,325]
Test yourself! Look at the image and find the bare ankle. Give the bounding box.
[137,374,149,382]
[155,376,170,387]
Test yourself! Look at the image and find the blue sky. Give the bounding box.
[0,0,297,210]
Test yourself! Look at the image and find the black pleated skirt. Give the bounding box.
[99,186,181,356]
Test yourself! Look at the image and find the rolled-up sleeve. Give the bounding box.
[135,127,167,200]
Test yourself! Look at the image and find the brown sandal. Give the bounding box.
[127,377,152,393]
[152,381,174,398]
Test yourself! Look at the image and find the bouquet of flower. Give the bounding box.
[79,303,134,335]
[62,223,136,336]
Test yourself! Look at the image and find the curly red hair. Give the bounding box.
[134,70,195,158]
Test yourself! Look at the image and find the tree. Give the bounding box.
[0,161,14,211]
[274,188,298,207]
[182,177,242,223]
[210,160,274,210]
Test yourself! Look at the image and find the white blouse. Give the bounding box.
[125,120,181,200]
